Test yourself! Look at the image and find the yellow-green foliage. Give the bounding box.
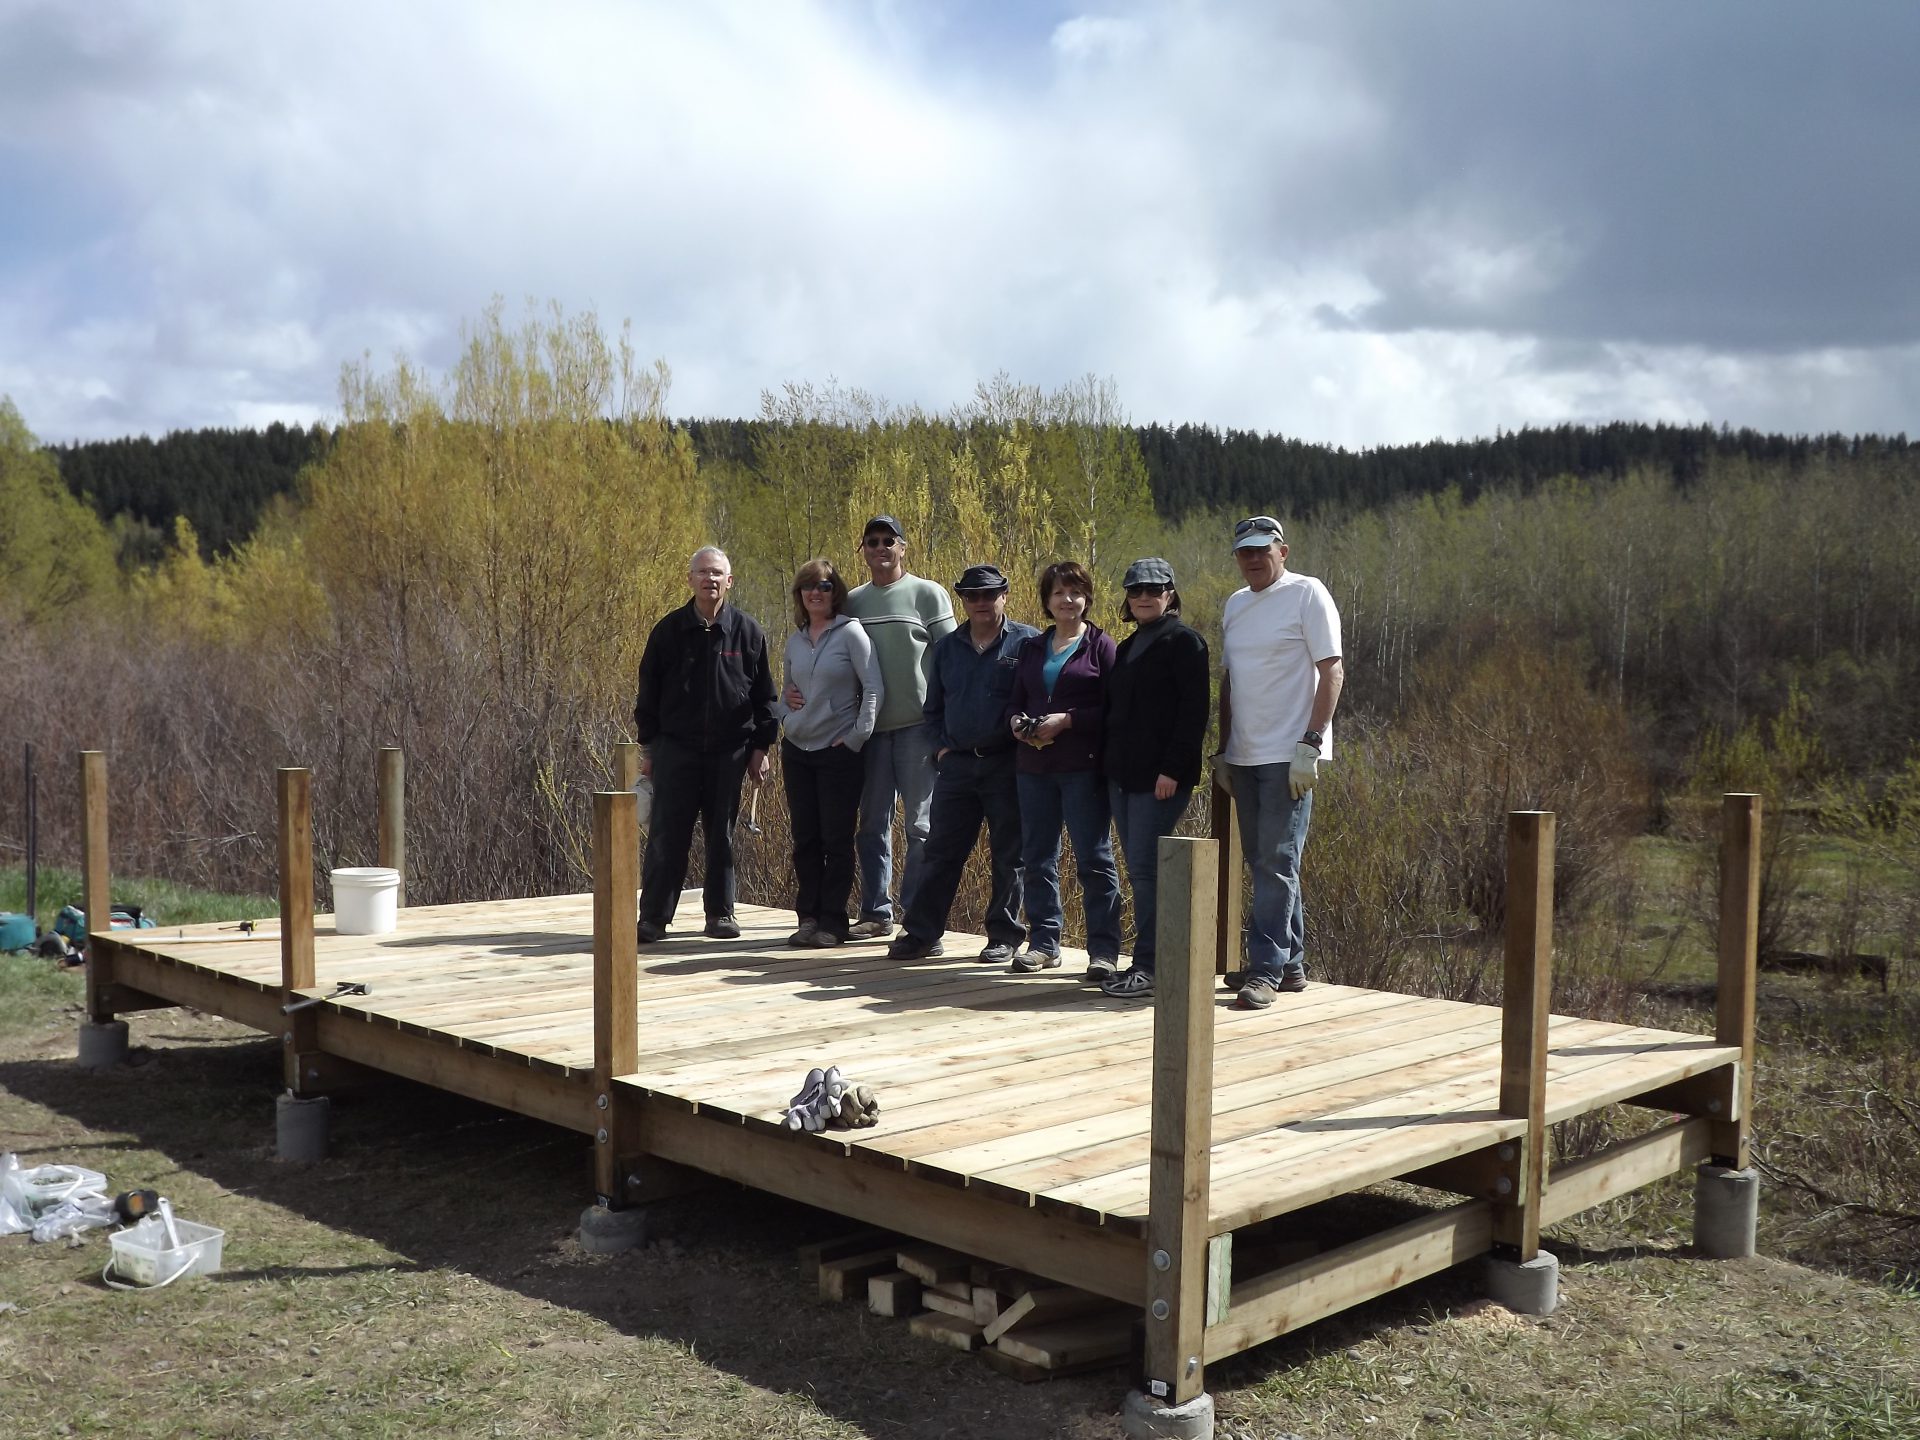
[719,372,1157,635]
[1689,685,1824,799]
[287,299,701,713]
[0,396,118,625]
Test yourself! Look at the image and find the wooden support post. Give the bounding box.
[79,751,112,1022]
[1493,810,1553,1260]
[377,747,405,907]
[592,789,640,1206]
[1143,835,1219,1406]
[278,767,317,1093]
[1208,781,1241,976]
[613,741,642,794]
[1714,793,1761,1168]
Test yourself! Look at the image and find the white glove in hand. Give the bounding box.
[1289,742,1320,800]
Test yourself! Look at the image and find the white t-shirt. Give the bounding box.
[1221,571,1342,766]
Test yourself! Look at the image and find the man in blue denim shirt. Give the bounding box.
[887,564,1040,963]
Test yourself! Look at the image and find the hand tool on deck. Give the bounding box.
[282,981,369,1014]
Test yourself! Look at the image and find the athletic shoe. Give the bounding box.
[1235,976,1279,1010]
[1086,955,1120,983]
[1011,946,1062,973]
[886,935,945,961]
[847,917,895,940]
[787,919,819,947]
[705,915,742,940]
[801,928,843,948]
[1102,967,1155,999]
[636,919,667,944]
[1220,968,1248,992]
[1278,971,1308,993]
[978,942,1017,964]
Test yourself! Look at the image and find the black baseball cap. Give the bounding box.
[864,514,904,540]
[954,563,1010,594]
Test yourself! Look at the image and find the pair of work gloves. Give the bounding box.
[1213,742,1321,801]
[782,1065,880,1132]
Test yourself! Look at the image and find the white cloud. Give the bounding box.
[0,0,1915,446]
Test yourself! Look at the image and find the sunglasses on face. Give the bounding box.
[957,589,1002,602]
[799,580,835,593]
[863,535,899,549]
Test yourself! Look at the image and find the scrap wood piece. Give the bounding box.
[921,1288,977,1320]
[868,1269,922,1318]
[909,1311,985,1352]
[981,1285,1117,1344]
[896,1242,970,1285]
[926,1277,972,1300]
[994,1312,1133,1369]
[818,1247,902,1303]
[971,1285,1001,1326]
[797,1228,900,1270]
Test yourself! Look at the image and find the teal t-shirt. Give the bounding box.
[1041,632,1081,701]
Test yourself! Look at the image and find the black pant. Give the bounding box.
[782,738,864,938]
[641,735,749,925]
[904,750,1025,948]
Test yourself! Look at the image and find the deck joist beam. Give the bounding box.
[627,1096,1147,1306]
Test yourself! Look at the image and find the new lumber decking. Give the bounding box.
[95,893,1737,1238]
[76,752,1763,1406]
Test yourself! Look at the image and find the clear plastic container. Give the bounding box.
[1,1163,107,1220]
[107,1215,226,1286]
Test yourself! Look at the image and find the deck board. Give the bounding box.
[104,892,1739,1234]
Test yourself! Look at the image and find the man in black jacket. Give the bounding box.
[633,546,777,941]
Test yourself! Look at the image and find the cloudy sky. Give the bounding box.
[3,0,1917,446]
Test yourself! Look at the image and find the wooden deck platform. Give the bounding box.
[76,751,1763,1402]
[101,895,1736,1241]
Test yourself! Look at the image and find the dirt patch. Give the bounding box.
[4,998,1918,1439]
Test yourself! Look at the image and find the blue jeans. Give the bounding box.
[856,725,936,924]
[1017,769,1123,959]
[1109,783,1194,972]
[905,751,1026,948]
[1228,763,1313,982]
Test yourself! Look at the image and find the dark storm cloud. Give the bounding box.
[1276,2,1920,351]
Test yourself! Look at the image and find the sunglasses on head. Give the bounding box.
[1127,583,1168,598]
[1234,517,1280,539]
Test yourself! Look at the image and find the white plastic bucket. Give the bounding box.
[331,867,400,935]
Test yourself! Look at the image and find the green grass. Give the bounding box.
[0,862,278,936]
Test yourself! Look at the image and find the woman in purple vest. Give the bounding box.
[1006,560,1122,977]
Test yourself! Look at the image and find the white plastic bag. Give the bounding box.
[31,1192,115,1243]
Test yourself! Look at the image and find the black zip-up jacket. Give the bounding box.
[633,600,779,753]
[1102,616,1211,791]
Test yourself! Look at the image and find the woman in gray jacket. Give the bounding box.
[782,558,885,946]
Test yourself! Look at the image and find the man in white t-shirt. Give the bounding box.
[1215,514,1344,1010]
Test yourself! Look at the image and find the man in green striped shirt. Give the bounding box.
[839,515,957,937]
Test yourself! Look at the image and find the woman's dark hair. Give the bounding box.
[1037,560,1093,615]
[1121,586,1182,623]
[790,557,848,629]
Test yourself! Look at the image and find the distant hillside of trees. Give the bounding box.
[55,416,1912,559]
[53,422,333,560]
[1129,420,1914,519]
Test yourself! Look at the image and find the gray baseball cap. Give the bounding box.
[1233,514,1284,550]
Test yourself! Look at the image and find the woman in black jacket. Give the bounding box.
[1100,558,1210,998]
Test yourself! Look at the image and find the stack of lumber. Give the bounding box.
[803,1232,1134,1381]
